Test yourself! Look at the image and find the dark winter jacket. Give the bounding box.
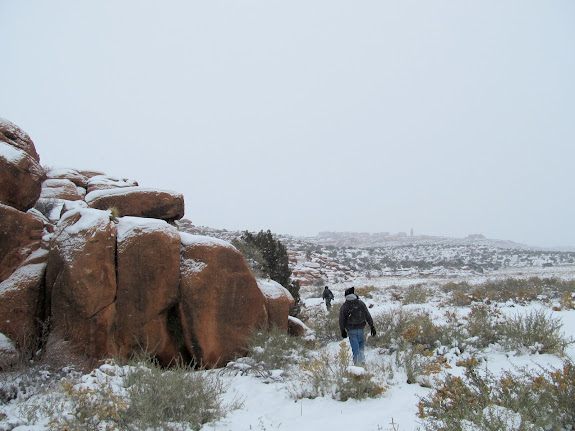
[322,288,334,301]
[339,294,374,331]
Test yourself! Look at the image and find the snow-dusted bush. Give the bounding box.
[419,360,575,430]
[234,325,310,377]
[291,342,386,401]
[123,360,238,431]
[499,309,572,354]
[402,284,430,305]
[305,306,341,346]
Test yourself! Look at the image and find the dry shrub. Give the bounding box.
[419,360,575,430]
[292,342,386,401]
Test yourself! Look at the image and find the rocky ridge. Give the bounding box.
[0,118,294,369]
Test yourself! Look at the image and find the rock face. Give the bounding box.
[0,118,295,370]
[114,217,181,365]
[86,187,184,221]
[258,279,294,331]
[0,248,48,349]
[0,204,44,282]
[0,118,46,211]
[179,234,268,368]
[45,208,117,360]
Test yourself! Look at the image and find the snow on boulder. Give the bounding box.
[114,217,182,365]
[0,203,44,283]
[179,232,236,249]
[179,235,268,368]
[86,175,138,194]
[0,248,48,351]
[0,117,40,161]
[0,119,46,211]
[40,178,85,201]
[288,315,314,339]
[257,279,295,331]
[86,186,185,221]
[46,167,89,188]
[45,208,117,361]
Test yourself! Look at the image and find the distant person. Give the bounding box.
[339,287,376,365]
[322,286,334,310]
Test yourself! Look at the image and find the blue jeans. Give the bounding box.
[347,328,365,365]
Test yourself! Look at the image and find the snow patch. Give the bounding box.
[116,216,175,241]
[179,232,235,249]
[257,279,293,300]
[0,333,16,352]
[59,207,111,236]
[0,141,26,164]
[181,258,207,276]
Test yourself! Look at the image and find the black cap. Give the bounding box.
[344,287,355,296]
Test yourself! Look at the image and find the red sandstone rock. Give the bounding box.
[288,316,312,337]
[0,204,44,282]
[0,248,48,350]
[179,233,268,368]
[45,208,117,360]
[40,179,85,201]
[86,187,185,221]
[46,168,89,188]
[0,118,40,161]
[114,217,181,365]
[86,175,138,194]
[0,119,45,211]
[257,279,294,331]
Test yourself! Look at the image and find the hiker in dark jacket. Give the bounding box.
[339,286,376,365]
[322,286,334,310]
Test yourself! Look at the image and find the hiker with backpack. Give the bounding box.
[322,285,334,310]
[339,287,376,365]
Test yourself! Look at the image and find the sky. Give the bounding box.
[1,1,574,248]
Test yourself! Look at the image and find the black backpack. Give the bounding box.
[346,300,365,326]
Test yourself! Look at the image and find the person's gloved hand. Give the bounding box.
[370,327,377,337]
[341,329,347,338]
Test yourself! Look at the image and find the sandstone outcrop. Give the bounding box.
[258,279,294,331]
[0,204,44,282]
[86,187,184,221]
[0,118,295,370]
[0,248,48,349]
[114,217,181,365]
[45,208,117,360]
[179,234,268,368]
[0,118,45,211]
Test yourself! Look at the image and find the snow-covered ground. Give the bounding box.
[2,264,574,430]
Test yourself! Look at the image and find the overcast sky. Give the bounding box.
[2,1,574,247]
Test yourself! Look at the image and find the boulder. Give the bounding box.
[0,204,44,282]
[45,208,117,360]
[40,179,85,201]
[0,248,48,351]
[86,175,138,194]
[288,316,313,338]
[46,168,89,188]
[0,117,40,161]
[114,217,181,364]
[257,279,294,331]
[0,119,45,211]
[86,187,185,221]
[179,234,268,368]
